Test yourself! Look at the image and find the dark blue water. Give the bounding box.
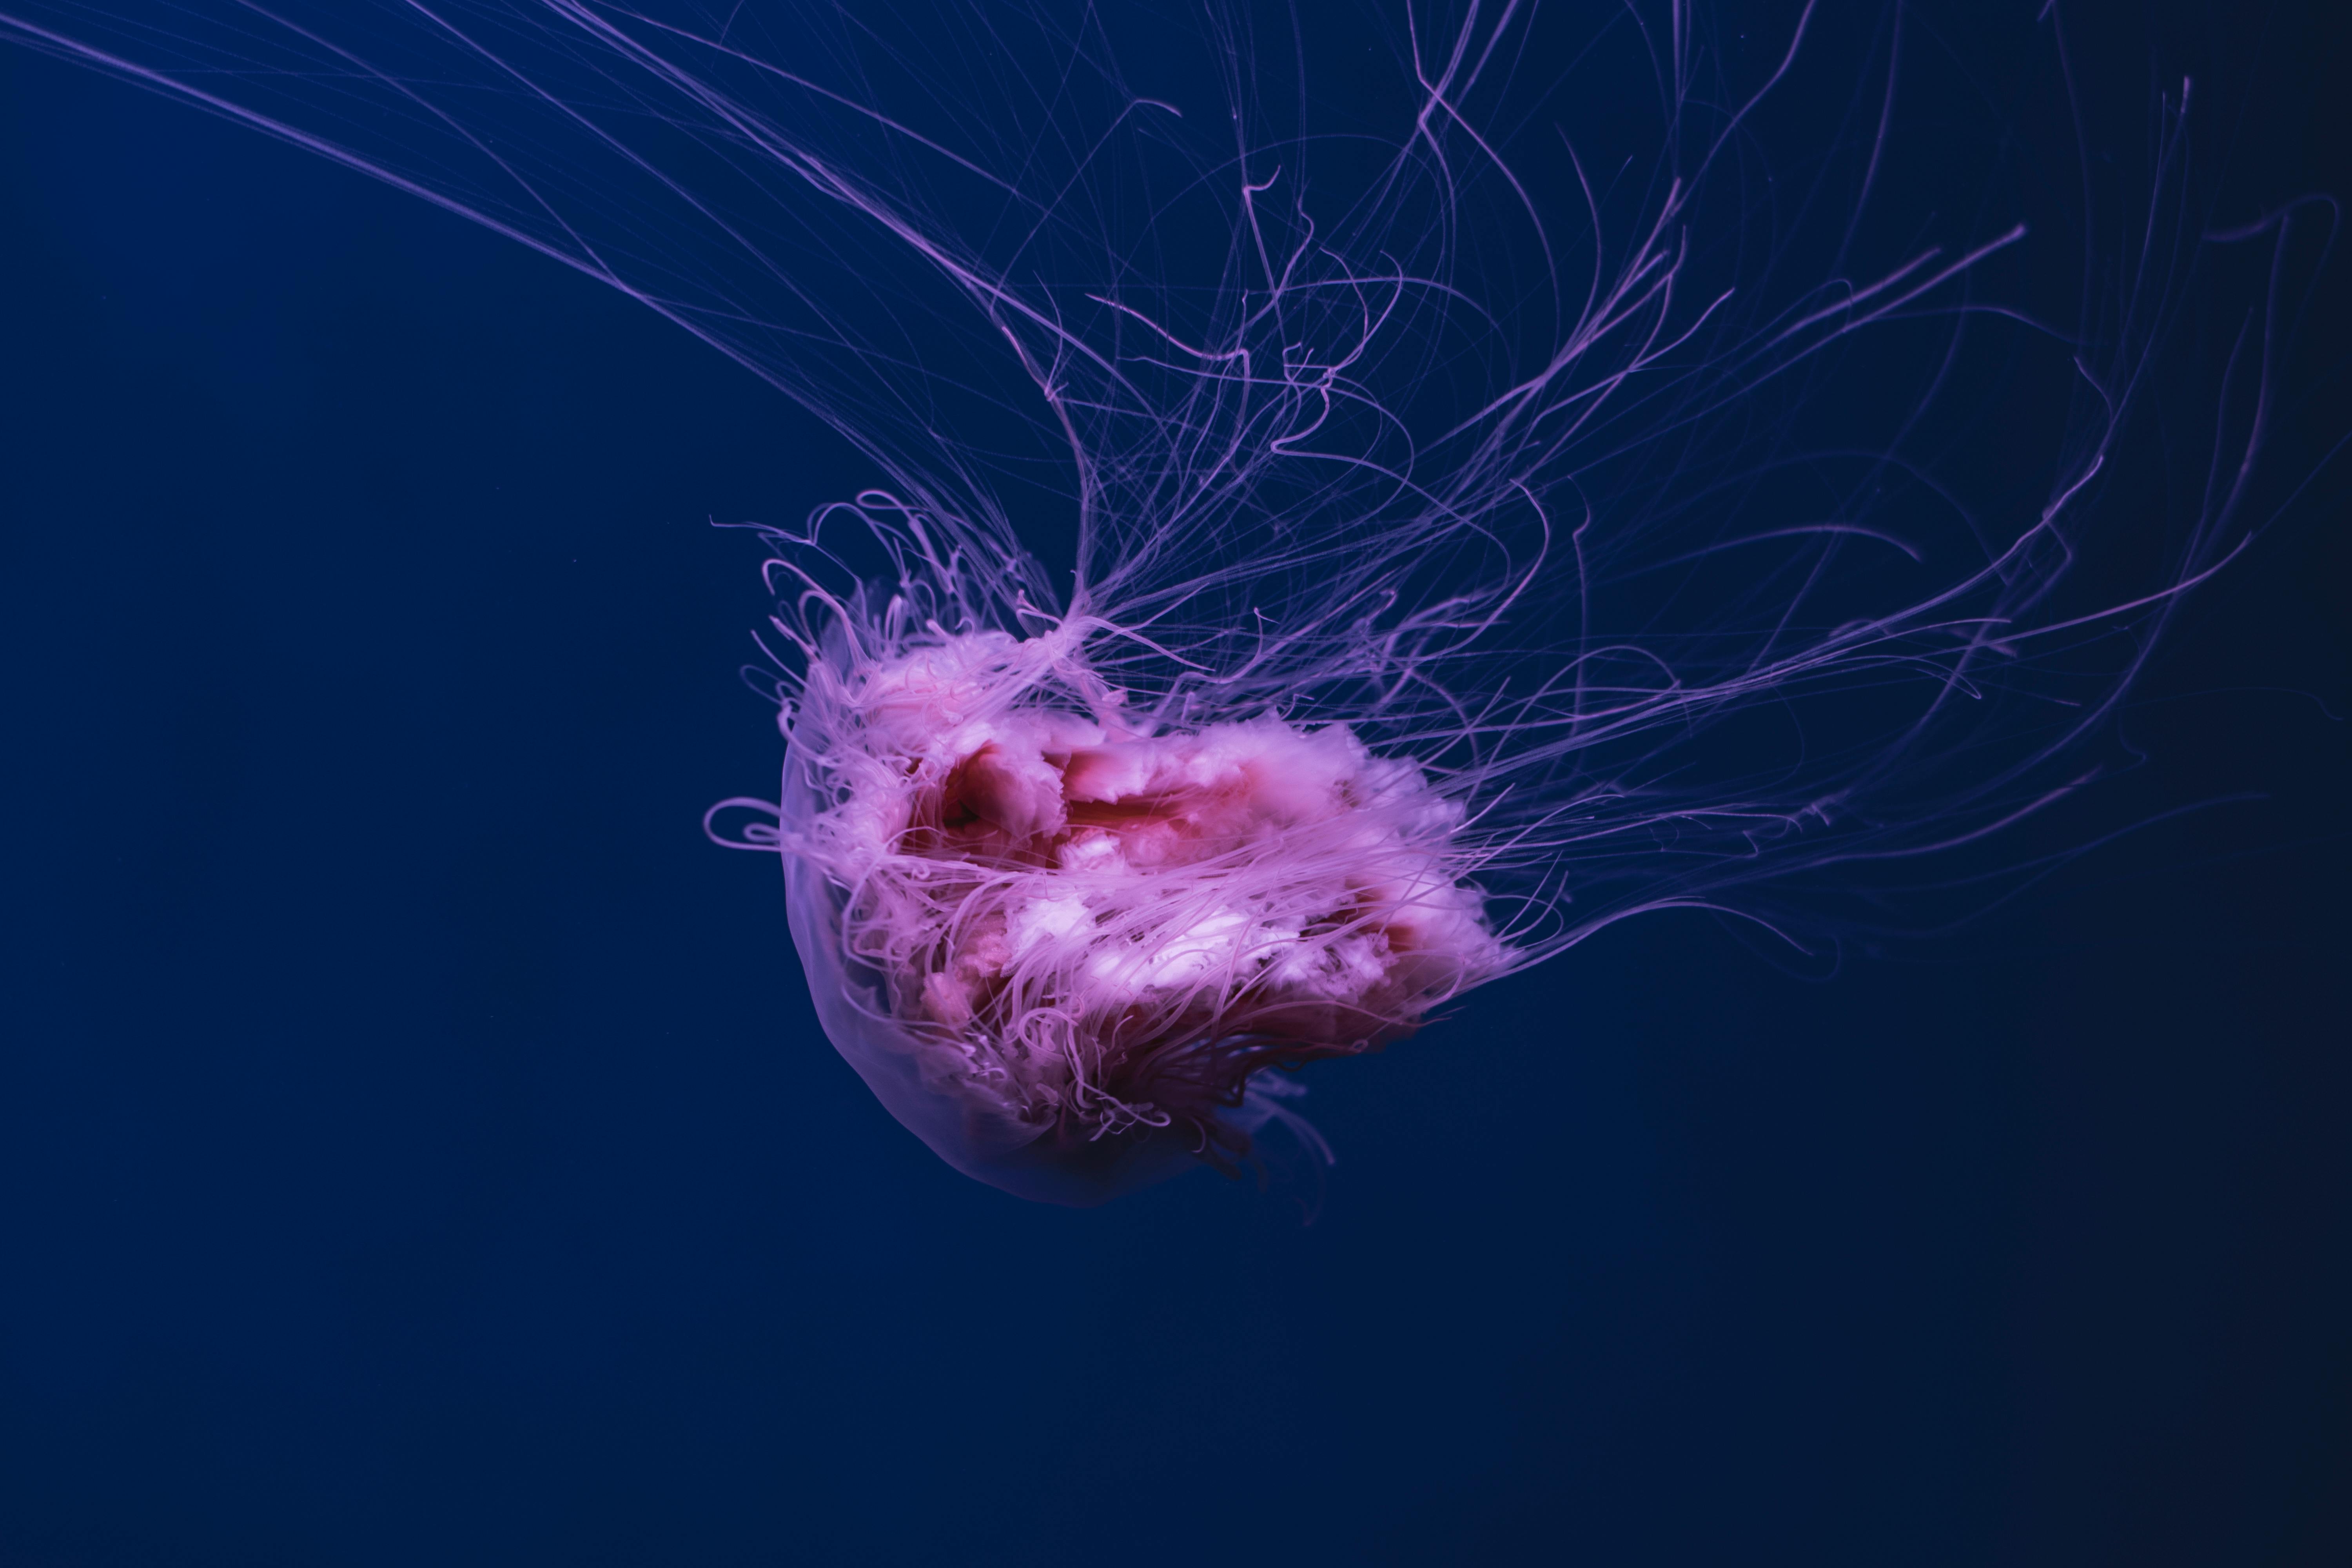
[2,5,2347,1564]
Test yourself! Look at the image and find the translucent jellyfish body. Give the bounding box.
[10,1,2321,1203]
[779,629,1506,1203]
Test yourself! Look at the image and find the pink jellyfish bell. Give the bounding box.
[764,599,1510,1206]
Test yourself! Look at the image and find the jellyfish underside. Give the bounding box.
[782,630,1507,1204]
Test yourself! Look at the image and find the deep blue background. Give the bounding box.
[2,5,2347,1564]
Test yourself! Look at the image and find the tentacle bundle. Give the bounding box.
[779,622,1506,1203]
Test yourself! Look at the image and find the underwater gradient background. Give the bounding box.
[2,2,2348,1563]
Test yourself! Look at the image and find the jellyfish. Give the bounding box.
[4,0,2325,1203]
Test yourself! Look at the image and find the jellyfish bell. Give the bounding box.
[768,612,1508,1204]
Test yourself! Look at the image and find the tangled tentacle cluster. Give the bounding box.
[784,628,1508,1161]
